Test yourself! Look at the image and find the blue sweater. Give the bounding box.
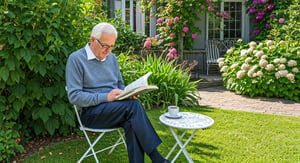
[66,47,125,107]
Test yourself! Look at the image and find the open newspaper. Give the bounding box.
[116,72,158,100]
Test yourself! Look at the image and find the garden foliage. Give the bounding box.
[118,53,200,109]
[218,39,300,101]
[219,2,300,101]
[0,0,89,161]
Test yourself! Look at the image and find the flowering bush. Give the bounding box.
[218,39,300,101]
[139,0,223,59]
[246,0,296,40]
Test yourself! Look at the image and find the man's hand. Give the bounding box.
[107,89,123,102]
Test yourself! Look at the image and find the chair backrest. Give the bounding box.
[206,40,220,63]
[73,105,85,129]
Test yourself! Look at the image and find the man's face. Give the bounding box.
[91,32,116,60]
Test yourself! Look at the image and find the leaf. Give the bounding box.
[51,103,65,115]
[33,107,52,123]
[45,118,59,135]
[11,84,26,97]
[0,67,9,81]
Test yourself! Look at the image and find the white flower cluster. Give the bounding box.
[218,40,299,83]
[273,58,298,83]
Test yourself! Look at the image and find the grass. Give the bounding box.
[24,106,300,163]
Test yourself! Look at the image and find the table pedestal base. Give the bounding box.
[166,127,199,163]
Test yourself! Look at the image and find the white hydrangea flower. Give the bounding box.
[297,51,300,57]
[283,53,291,57]
[261,55,268,59]
[241,63,250,71]
[220,66,228,72]
[286,73,295,82]
[240,49,247,57]
[287,60,297,67]
[279,40,286,46]
[266,40,273,46]
[218,61,225,67]
[279,70,288,77]
[237,39,243,42]
[257,42,263,48]
[247,47,254,54]
[237,70,246,79]
[228,78,234,84]
[275,72,281,79]
[268,45,276,52]
[292,67,299,73]
[247,70,254,78]
[280,58,287,63]
[249,41,257,48]
[257,71,264,78]
[245,57,253,63]
[255,51,264,58]
[226,48,234,54]
[274,58,280,64]
[279,64,286,70]
[230,63,239,69]
[265,64,275,71]
[259,59,268,67]
[217,57,225,63]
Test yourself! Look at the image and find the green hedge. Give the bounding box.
[0,0,90,161]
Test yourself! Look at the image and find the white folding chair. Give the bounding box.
[206,40,220,75]
[73,105,127,163]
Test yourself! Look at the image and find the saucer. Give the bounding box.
[165,113,182,119]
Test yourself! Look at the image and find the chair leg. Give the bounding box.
[78,131,104,163]
[108,128,127,154]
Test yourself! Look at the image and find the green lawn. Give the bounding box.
[24,107,300,163]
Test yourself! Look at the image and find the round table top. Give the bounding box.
[159,112,214,129]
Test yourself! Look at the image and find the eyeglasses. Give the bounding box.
[95,39,114,50]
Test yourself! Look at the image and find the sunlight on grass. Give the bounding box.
[24,107,300,163]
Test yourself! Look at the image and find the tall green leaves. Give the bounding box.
[118,54,200,109]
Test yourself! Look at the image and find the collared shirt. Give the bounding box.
[85,43,106,61]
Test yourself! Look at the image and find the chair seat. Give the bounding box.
[80,126,120,132]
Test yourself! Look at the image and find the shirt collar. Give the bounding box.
[85,43,106,61]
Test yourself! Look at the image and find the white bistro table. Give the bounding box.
[159,112,214,163]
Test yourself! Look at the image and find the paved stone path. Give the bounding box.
[198,86,300,117]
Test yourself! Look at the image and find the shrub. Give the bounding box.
[118,53,200,109]
[0,0,88,160]
[218,39,300,101]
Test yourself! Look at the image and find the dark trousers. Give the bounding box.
[81,99,162,163]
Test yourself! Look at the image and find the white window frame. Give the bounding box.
[206,0,246,40]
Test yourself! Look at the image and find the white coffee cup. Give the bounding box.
[168,105,179,117]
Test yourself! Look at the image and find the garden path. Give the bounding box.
[198,86,300,117]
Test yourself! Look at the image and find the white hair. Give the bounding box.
[90,22,118,39]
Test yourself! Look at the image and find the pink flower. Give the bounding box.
[267,4,274,10]
[200,5,205,9]
[177,1,182,5]
[265,24,271,28]
[279,18,285,23]
[166,52,174,59]
[166,19,172,26]
[182,27,189,33]
[157,18,164,24]
[143,40,151,48]
[173,16,179,22]
[169,42,174,47]
[191,33,198,39]
[183,21,187,25]
[170,33,175,37]
[248,7,256,14]
[208,6,214,11]
[206,0,211,3]
[155,35,160,39]
[170,48,177,54]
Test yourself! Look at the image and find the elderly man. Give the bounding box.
[66,22,169,163]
